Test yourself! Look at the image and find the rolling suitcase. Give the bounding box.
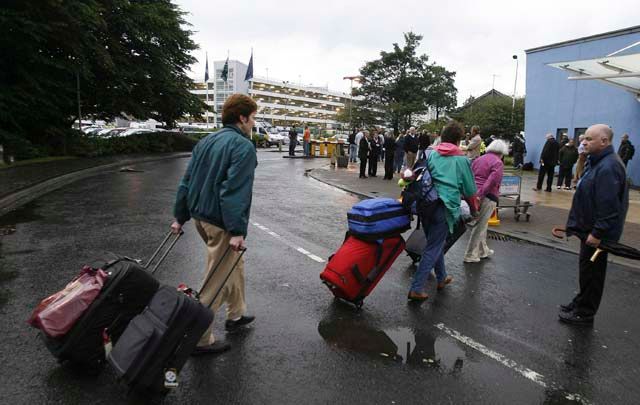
[32,232,181,373]
[108,246,245,397]
[405,218,467,264]
[320,235,405,308]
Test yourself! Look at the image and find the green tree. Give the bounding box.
[454,96,525,139]
[355,32,457,134]
[0,0,204,159]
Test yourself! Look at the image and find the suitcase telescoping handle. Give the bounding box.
[145,230,184,275]
[199,245,246,308]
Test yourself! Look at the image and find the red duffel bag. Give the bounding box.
[28,266,107,338]
[320,235,405,308]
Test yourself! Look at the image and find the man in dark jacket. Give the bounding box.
[288,126,298,156]
[171,94,258,354]
[557,139,579,189]
[358,131,370,178]
[534,133,560,192]
[559,124,629,325]
[383,131,396,180]
[618,133,635,167]
[418,131,431,158]
[404,127,419,168]
[512,132,526,168]
[368,130,380,177]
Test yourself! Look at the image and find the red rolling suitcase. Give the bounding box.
[320,235,405,308]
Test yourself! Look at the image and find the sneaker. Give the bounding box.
[480,249,495,259]
[556,186,561,190]
[225,315,255,331]
[463,257,480,263]
[408,291,429,302]
[564,187,572,190]
[191,340,231,356]
[558,311,594,326]
[437,276,453,291]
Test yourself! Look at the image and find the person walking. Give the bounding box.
[534,133,559,192]
[418,131,431,159]
[348,128,359,163]
[368,130,380,177]
[463,126,482,160]
[394,132,406,173]
[378,131,385,162]
[288,126,298,156]
[303,125,311,157]
[463,140,508,263]
[557,139,579,190]
[171,94,258,355]
[383,131,396,180]
[358,131,370,178]
[618,133,635,167]
[404,127,419,168]
[408,121,477,302]
[573,135,587,189]
[559,124,629,325]
[512,132,527,168]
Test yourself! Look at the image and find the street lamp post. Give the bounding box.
[342,75,362,129]
[511,55,519,124]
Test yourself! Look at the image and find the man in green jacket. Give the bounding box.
[171,94,258,355]
[408,121,477,302]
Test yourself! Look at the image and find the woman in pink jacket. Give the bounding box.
[463,139,509,263]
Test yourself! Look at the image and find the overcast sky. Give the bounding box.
[175,0,638,105]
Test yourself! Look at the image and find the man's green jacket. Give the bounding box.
[173,125,257,237]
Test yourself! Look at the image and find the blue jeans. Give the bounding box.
[349,144,358,162]
[303,141,310,156]
[410,202,448,294]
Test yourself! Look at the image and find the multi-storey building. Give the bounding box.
[190,60,354,129]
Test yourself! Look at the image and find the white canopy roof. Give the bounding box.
[548,44,640,100]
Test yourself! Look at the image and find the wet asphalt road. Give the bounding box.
[1,151,639,404]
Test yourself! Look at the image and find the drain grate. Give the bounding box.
[487,231,520,242]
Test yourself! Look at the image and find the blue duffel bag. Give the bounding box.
[347,198,411,240]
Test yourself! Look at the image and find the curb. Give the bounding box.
[307,168,640,271]
[0,153,191,216]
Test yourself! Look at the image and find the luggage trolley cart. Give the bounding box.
[498,167,532,222]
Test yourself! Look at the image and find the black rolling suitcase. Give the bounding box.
[41,232,181,373]
[108,246,245,397]
[405,218,467,264]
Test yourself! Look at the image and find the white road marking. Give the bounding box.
[435,323,592,405]
[251,222,326,264]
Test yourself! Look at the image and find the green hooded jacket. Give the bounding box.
[173,125,257,237]
[427,143,478,232]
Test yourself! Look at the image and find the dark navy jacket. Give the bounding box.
[566,145,628,241]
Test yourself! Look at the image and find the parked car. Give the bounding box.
[120,128,154,137]
[266,132,288,147]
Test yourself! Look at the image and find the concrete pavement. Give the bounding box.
[309,161,640,270]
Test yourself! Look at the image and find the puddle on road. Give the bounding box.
[318,318,467,371]
[0,201,42,235]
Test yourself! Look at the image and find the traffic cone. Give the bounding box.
[488,208,500,226]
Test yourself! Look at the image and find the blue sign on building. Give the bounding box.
[524,26,640,186]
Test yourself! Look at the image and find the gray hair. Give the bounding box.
[486,139,509,155]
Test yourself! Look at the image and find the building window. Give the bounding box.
[574,127,587,140]
[556,128,568,142]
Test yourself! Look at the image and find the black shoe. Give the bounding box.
[559,302,575,313]
[359,175,367,178]
[545,189,552,192]
[191,340,231,356]
[558,311,594,326]
[225,315,255,331]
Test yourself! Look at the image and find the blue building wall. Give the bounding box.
[524,30,640,186]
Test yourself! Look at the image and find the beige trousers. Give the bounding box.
[406,152,417,169]
[463,199,497,261]
[194,220,246,346]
